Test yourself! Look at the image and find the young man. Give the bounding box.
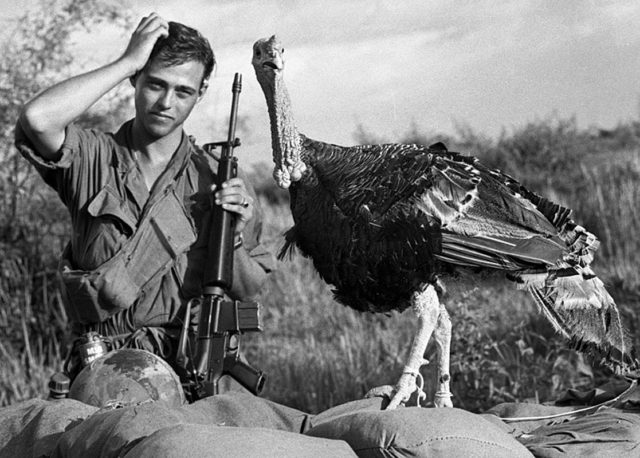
[15,14,273,372]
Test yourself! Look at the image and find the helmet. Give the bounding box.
[68,348,186,409]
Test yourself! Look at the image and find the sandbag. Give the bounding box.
[487,403,640,457]
[53,402,184,457]
[483,403,579,437]
[9,384,639,457]
[521,409,640,457]
[53,393,311,457]
[183,390,310,430]
[123,424,356,458]
[306,397,533,457]
[485,379,640,457]
[0,398,97,458]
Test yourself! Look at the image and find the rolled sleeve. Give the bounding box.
[247,242,277,274]
[15,122,82,171]
[15,122,117,212]
[240,177,277,275]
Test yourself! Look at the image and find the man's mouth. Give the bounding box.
[150,112,173,120]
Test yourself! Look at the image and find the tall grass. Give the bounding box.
[1,117,639,413]
[572,156,640,290]
[0,255,66,406]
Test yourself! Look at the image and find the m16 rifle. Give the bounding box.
[176,73,265,401]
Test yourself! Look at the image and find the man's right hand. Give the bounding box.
[120,13,170,76]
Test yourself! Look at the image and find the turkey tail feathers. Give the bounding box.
[512,268,639,375]
[514,186,573,230]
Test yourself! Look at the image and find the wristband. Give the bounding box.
[234,233,244,249]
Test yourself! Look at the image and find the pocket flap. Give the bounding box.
[87,186,137,233]
[149,189,197,257]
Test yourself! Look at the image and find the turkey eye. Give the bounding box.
[256,49,261,57]
[281,48,285,54]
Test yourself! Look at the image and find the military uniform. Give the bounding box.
[15,120,274,362]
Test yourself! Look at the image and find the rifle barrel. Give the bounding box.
[223,73,242,159]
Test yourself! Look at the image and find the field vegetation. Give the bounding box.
[1,0,639,414]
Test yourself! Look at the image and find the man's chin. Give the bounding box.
[145,123,176,139]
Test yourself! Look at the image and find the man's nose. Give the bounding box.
[157,90,174,109]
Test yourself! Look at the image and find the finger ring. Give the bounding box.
[241,197,249,208]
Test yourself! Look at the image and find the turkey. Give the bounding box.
[251,35,638,409]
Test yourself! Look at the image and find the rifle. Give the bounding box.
[176,73,265,400]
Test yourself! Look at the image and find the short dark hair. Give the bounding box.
[145,21,215,87]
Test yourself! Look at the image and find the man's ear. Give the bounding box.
[129,72,139,87]
[198,79,209,100]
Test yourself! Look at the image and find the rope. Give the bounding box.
[499,379,638,423]
[402,366,428,406]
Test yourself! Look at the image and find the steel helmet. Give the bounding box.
[68,348,185,408]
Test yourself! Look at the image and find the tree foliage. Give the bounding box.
[1,0,133,245]
[0,0,133,376]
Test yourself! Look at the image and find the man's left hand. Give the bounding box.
[212,177,254,235]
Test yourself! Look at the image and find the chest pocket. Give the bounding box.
[61,187,197,324]
[75,185,138,270]
[147,188,198,259]
[87,185,137,233]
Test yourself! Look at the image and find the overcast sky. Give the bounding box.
[3,0,640,166]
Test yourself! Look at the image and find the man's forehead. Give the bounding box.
[143,59,206,87]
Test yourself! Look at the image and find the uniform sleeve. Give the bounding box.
[14,122,115,213]
[238,166,277,274]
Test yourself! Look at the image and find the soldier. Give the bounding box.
[15,13,274,377]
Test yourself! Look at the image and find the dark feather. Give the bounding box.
[284,135,638,372]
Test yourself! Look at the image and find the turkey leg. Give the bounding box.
[386,283,451,409]
[432,302,453,407]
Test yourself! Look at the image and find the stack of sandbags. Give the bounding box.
[1,383,639,457]
[0,398,97,458]
[0,393,531,457]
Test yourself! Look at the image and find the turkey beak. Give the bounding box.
[263,58,283,72]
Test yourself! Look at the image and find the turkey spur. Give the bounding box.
[252,35,638,409]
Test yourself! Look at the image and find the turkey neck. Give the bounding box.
[264,75,303,174]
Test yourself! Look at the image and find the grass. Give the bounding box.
[1,117,639,414]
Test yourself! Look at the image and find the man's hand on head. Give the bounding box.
[120,13,170,76]
[17,14,170,160]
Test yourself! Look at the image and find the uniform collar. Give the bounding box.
[114,120,193,211]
